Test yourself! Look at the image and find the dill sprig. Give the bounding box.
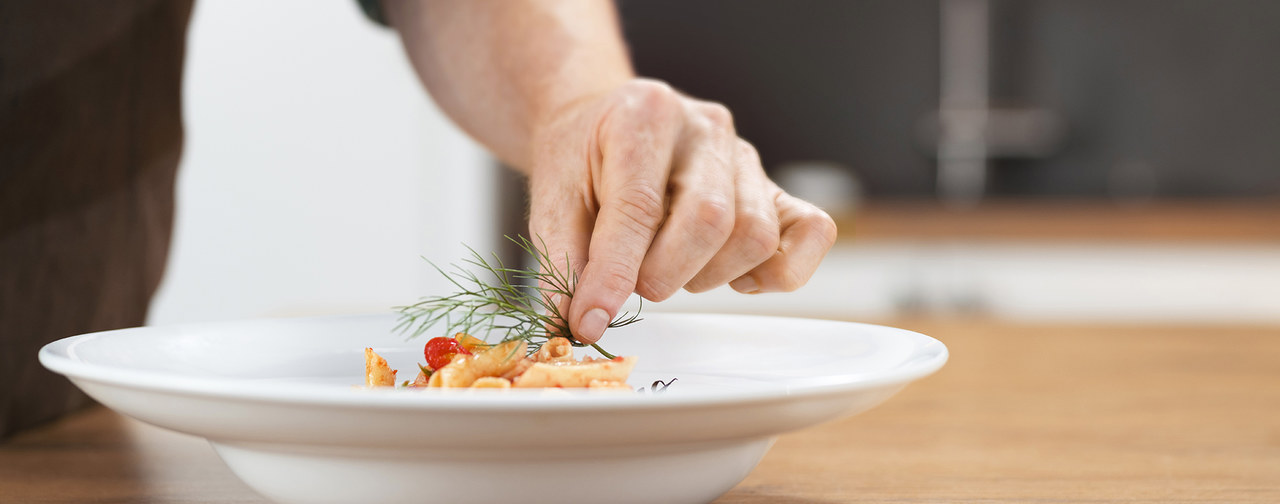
[393,235,640,359]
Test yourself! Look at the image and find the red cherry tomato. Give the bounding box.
[424,336,472,370]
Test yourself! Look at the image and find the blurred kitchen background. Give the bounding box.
[148,0,1280,326]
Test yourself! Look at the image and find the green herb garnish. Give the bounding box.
[393,235,640,359]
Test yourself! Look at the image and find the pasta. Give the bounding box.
[363,348,397,387]
[363,333,636,390]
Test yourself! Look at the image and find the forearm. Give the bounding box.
[383,0,634,171]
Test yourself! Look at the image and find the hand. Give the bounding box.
[529,79,838,344]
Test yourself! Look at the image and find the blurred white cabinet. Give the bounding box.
[148,0,493,325]
[658,241,1280,323]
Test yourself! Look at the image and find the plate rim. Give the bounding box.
[39,312,948,411]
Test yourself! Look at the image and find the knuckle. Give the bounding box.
[739,212,781,263]
[691,195,735,239]
[635,273,678,302]
[614,183,667,230]
[618,79,680,116]
[736,140,764,170]
[802,209,839,246]
[698,102,735,131]
[737,139,761,161]
[590,259,640,300]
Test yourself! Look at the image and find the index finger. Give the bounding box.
[569,84,683,343]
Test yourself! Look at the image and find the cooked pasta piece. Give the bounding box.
[427,339,527,388]
[500,358,534,381]
[531,337,575,363]
[470,377,512,389]
[364,348,397,387]
[454,332,489,353]
[513,356,637,388]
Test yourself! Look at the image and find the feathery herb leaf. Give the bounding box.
[394,235,640,359]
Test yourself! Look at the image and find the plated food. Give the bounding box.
[378,236,645,392]
[39,312,947,504]
[365,334,636,389]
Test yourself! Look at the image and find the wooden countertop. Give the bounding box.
[2,319,1278,503]
[840,199,1280,242]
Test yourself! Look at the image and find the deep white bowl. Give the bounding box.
[40,312,946,504]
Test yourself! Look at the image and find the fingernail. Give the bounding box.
[730,275,761,294]
[550,293,565,310]
[578,308,610,343]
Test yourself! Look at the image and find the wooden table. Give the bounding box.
[3,319,1278,503]
[840,200,1280,243]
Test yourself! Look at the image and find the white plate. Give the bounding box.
[40,312,946,504]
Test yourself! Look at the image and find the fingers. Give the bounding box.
[528,100,601,334]
[532,79,837,346]
[683,141,781,293]
[633,104,739,301]
[528,174,592,334]
[568,80,683,343]
[729,190,838,294]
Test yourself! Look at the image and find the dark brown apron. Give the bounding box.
[0,0,193,437]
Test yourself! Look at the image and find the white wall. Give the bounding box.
[148,0,495,325]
